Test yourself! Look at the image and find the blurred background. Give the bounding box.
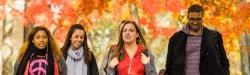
[0,0,250,75]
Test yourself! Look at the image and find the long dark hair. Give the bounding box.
[111,20,147,61]
[16,26,61,75]
[61,24,92,64]
[17,26,62,62]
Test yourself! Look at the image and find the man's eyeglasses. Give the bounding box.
[189,18,202,22]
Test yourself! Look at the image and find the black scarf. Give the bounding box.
[16,44,55,75]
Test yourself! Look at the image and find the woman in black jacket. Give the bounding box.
[61,24,99,75]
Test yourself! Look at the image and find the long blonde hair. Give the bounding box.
[16,26,62,63]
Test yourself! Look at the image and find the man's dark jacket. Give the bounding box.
[165,27,230,75]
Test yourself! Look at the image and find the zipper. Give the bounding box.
[128,56,133,74]
[128,62,132,74]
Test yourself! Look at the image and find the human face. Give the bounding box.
[188,12,203,32]
[122,23,139,44]
[32,30,48,49]
[70,29,85,50]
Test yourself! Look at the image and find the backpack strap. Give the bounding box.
[104,45,117,74]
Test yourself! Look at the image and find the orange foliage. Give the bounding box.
[0,0,6,5]
[139,0,178,38]
[22,0,79,42]
[76,0,109,17]
[76,0,179,38]
[24,3,53,25]
[19,0,250,45]
[165,0,182,13]
[116,0,140,6]
[140,0,166,17]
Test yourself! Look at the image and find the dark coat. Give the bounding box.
[87,52,99,75]
[165,27,230,75]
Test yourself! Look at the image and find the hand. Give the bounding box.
[108,57,119,68]
[141,53,150,64]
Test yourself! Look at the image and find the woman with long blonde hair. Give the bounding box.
[14,26,67,75]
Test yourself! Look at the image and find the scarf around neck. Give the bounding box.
[66,46,87,75]
[16,44,54,75]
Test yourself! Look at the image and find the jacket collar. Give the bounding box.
[182,25,203,36]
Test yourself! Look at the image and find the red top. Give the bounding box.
[117,44,145,75]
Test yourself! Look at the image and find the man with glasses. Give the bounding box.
[165,4,229,75]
